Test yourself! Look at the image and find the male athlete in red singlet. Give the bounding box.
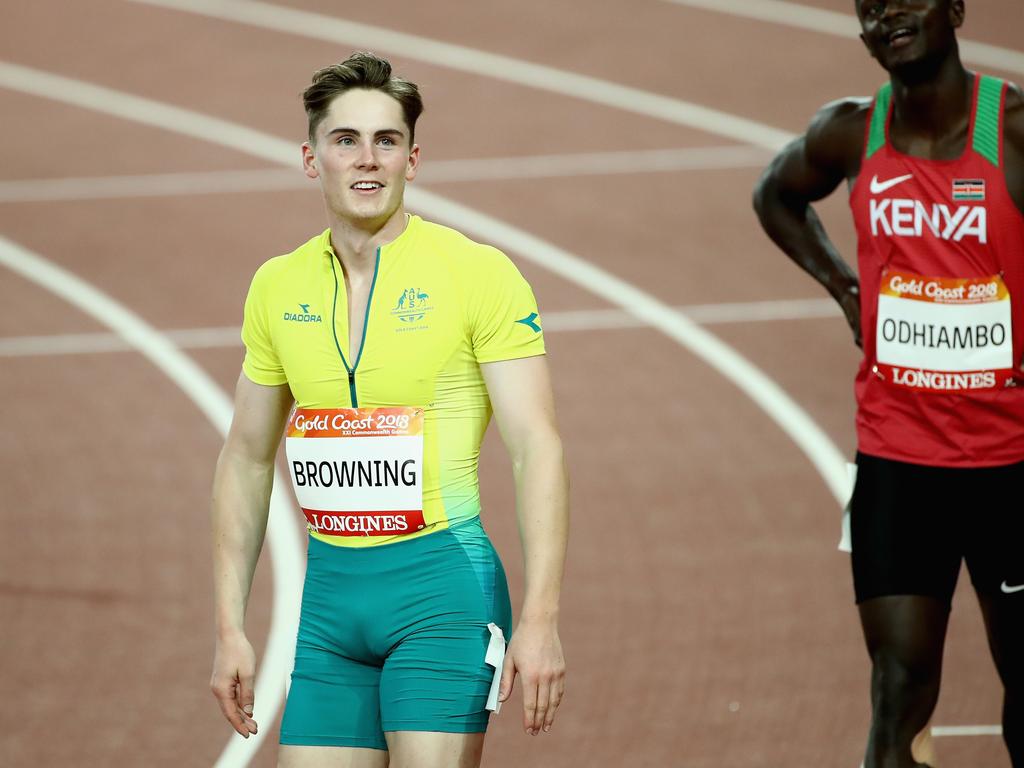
[754,2,1023,767]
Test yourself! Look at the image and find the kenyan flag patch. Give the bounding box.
[952,179,985,201]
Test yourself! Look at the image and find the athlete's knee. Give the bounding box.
[869,650,941,738]
[871,647,940,693]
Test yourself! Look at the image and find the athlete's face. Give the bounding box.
[856,0,964,74]
[302,89,420,229]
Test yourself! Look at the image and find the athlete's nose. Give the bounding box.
[354,140,379,170]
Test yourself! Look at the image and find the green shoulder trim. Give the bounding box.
[866,83,892,159]
[973,75,1004,167]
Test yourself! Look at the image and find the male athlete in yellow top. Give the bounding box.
[209,52,569,768]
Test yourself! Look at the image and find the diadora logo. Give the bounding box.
[283,302,322,323]
[869,199,987,244]
[391,287,434,329]
[515,312,542,333]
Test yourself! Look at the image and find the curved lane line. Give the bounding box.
[0,61,848,502]
[0,62,850,763]
[661,0,1024,78]
[124,0,795,150]
[0,235,304,768]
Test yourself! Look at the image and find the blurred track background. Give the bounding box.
[1,1,1020,765]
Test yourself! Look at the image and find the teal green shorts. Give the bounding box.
[279,518,512,749]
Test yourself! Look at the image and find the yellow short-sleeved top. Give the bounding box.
[241,215,545,547]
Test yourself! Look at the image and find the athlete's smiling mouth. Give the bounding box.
[351,181,385,192]
[886,26,916,48]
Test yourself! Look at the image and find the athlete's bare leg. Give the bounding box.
[384,731,485,768]
[278,746,389,768]
[977,592,1024,767]
[859,595,949,768]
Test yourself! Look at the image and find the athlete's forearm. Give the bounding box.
[211,448,274,639]
[753,172,858,300]
[510,429,569,622]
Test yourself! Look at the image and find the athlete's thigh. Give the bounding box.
[850,452,962,605]
[858,593,950,666]
[384,731,485,768]
[965,460,1024,680]
[976,591,1024,685]
[378,521,512,735]
[278,745,389,768]
[280,537,390,751]
[280,642,387,750]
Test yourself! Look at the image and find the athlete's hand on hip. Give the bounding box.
[838,281,863,348]
[499,617,566,735]
[210,632,259,737]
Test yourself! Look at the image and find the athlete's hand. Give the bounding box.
[499,617,566,735]
[210,632,259,738]
[837,281,862,348]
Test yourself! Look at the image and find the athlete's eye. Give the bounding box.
[337,136,356,146]
[378,136,396,147]
[863,1,885,18]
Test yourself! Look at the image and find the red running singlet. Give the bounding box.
[850,74,1024,467]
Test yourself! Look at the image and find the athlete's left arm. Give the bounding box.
[482,354,569,737]
[1003,83,1024,214]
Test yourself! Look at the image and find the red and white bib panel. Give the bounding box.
[285,407,426,537]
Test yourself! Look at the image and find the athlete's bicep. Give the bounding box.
[766,135,846,203]
[756,99,866,208]
[481,356,559,462]
[223,373,294,466]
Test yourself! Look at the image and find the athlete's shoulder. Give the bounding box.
[251,230,328,283]
[1000,81,1024,211]
[806,97,871,158]
[414,218,512,269]
[1003,80,1024,151]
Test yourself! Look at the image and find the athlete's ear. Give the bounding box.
[302,141,319,180]
[949,0,965,29]
[405,143,420,183]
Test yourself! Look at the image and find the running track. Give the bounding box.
[0,1,1019,765]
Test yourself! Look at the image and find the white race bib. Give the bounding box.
[875,270,1014,392]
[285,407,425,537]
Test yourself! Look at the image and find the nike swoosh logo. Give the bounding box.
[1001,581,1024,594]
[869,173,914,194]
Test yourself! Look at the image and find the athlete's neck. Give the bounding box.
[890,56,972,142]
[328,206,409,277]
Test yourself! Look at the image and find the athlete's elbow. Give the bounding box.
[752,168,779,227]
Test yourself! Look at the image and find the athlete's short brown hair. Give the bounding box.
[303,52,424,144]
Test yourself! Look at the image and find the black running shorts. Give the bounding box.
[850,451,1024,605]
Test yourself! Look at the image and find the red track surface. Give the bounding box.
[1,2,1019,766]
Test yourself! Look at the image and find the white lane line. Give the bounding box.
[45,1,1006,746]
[0,146,770,203]
[424,145,772,181]
[125,0,795,150]
[0,330,153,356]
[0,169,309,203]
[0,63,847,501]
[661,0,1024,77]
[932,725,1003,737]
[0,300,842,357]
[0,63,851,765]
[0,235,305,768]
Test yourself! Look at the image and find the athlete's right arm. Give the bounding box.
[209,372,293,738]
[752,99,868,346]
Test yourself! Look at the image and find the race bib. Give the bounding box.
[875,270,1014,392]
[285,407,425,537]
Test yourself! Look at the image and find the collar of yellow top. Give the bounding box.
[319,214,420,260]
